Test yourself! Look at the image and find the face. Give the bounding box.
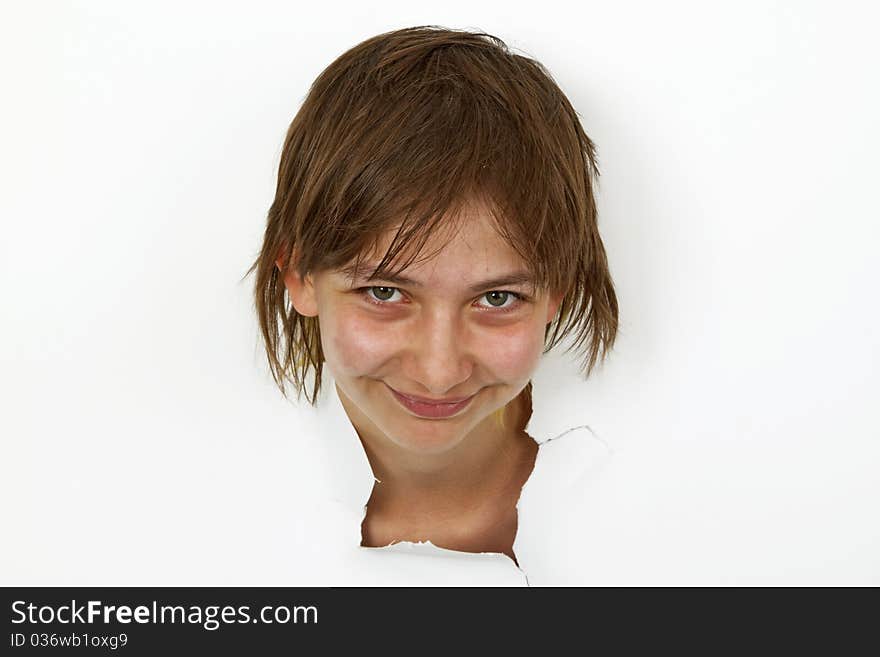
[278,202,563,456]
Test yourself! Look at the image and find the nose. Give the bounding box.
[404,309,474,397]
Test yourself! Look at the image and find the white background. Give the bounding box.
[1,0,878,584]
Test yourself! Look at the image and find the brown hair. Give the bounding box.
[244,25,619,405]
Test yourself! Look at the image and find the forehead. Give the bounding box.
[341,204,532,287]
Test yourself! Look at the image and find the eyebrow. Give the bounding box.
[339,263,537,294]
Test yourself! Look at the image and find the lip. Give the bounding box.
[386,385,477,419]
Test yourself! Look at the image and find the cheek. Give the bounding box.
[477,318,546,379]
[323,310,402,375]
[319,301,547,380]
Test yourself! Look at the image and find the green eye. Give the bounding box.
[370,286,396,301]
[360,286,524,312]
[484,291,509,307]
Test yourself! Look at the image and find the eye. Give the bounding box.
[357,286,526,312]
[362,286,404,305]
[475,291,525,312]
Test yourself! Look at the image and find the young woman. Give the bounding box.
[247,25,618,584]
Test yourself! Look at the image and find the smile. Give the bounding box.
[386,385,477,419]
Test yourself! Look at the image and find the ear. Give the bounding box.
[275,249,318,317]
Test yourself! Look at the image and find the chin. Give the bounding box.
[381,412,482,455]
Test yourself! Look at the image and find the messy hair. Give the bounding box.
[245,25,619,405]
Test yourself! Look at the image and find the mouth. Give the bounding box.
[385,385,478,419]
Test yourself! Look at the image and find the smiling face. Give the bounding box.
[280,202,563,456]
